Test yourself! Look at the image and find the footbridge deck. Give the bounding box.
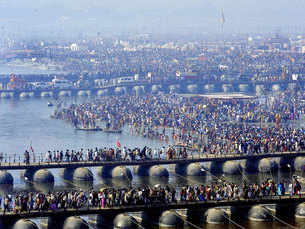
[0,151,304,170]
[1,195,304,221]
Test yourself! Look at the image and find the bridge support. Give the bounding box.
[175,163,205,176]
[41,216,67,229]
[159,210,184,228]
[295,202,305,220]
[293,156,305,171]
[169,84,180,93]
[97,166,132,180]
[63,216,89,229]
[187,84,198,93]
[12,219,39,229]
[0,170,13,185]
[135,165,169,178]
[114,213,138,229]
[258,158,278,173]
[97,89,109,97]
[247,205,273,222]
[73,167,93,181]
[203,208,229,224]
[222,161,242,175]
[88,214,116,229]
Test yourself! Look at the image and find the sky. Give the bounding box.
[0,0,304,36]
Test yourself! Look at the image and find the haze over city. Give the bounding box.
[0,0,304,36]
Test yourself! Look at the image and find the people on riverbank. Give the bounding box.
[51,90,305,155]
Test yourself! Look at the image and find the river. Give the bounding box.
[0,97,304,228]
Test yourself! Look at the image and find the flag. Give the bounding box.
[30,145,34,153]
[117,137,121,148]
[220,8,225,24]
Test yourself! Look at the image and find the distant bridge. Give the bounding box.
[1,194,304,221]
[0,151,304,170]
[0,79,304,98]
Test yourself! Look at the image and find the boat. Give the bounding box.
[47,102,54,107]
[103,129,122,134]
[75,127,103,131]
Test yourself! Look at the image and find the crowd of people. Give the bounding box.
[52,89,305,154]
[0,177,302,214]
[22,145,187,164]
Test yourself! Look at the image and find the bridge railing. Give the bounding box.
[0,150,304,168]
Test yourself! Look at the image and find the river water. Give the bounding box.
[0,97,304,228]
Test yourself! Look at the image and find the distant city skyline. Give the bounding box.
[0,0,304,37]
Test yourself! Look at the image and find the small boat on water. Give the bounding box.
[103,129,122,134]
[75,127,103,131]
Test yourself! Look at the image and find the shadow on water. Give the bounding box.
[0,184,13,195]
[25,181,54,193]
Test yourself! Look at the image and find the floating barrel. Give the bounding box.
[115,87,127,95]
[169,85,180,93]
[59,168,75,180]
[258,158,278,173]
[33,169,54,183]
[175,163,205,176]
[248,205,273,222]
[159,210,184,228]
[0,171,13,185]
[1,92,13,99]
[203,84,215,93]
[255,85,265,96]
[20,92,30,98]
[41,92,53,98]
[97,89,109,97]
[149,165,169,177]
[202,161,223,174]
[73,167,93,181]
[238,84,249,92]
[111,166,133,180]
[272,84,281,92]
[222,161,242,175]
[58,91,71,97]
[187,84,198,93]
[114,214,138,229]
[151,85,162,94]
[203,208,228,224]
[222,84,233,93]
[63,217,89,229]
[295,202,305,219]
[78,90,89,97]
[294,157,305,172]
[12,219,39,229]
[133,86,144,96]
